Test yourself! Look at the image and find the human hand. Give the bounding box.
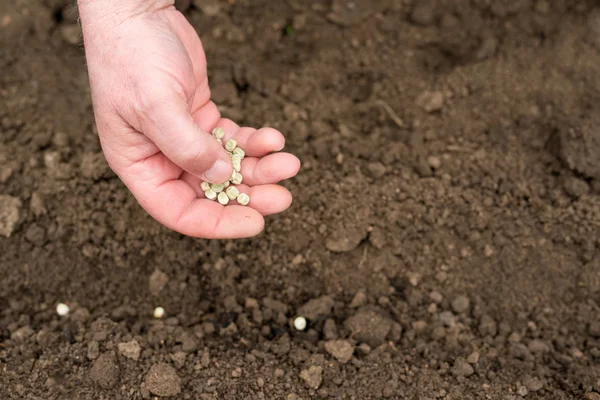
[77,0,300,239]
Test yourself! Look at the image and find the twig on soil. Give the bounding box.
[357,246,368,269]
[376,100,405,128]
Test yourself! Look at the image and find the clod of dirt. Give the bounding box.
[323,319,339,340]
[87,340,100,360]
[118,339,141,361]
[10,326,34,342]
[299,365,323,389]
[589,322,600,338]
[80,152,111,181]
[192,0,221,17]
[451,295,471,314]
[0,165,14,183]
[324,340,354,363]
[528,339,550,354]
[325,227,367,253]
[30,193,47,217]
[558,118,600,179]
[0,195,22,237]
[297,296,334,321]
[451,359,474,377]
[59,24,81,45]
[588,9,600,49]
[523,376,543,392]
[144,363,182,397]
[327,0,389,26]
[415,91,445,113]
[409,1,436,26]
[90,352,120,389]
[149,269,169,295]
[350,291,368,308]
[344,306,392,347]
[24,223,46,246]
[563,176,590,198]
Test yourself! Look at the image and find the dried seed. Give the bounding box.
[226,186,240,200]
[205,189,217,200]
[56,303,70,316]
[225,139,237,152]
[232,172,243,185]
[232,158,242,172]
[200,182,211,191]
[153,307,165,319]
[237,193,250,206]
[233,147,245,158]
[211,183,225,193]
[218,192,230,205]
[212,127,225,139]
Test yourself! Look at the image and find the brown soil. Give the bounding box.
[2,0,600,399]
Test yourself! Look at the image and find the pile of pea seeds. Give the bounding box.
[200,127,250,206]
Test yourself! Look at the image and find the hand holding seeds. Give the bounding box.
[202,128,250,206]
[77,0,300,239]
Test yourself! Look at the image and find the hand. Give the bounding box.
[78,0,300,239]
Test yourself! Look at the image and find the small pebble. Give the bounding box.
[451,295,470,313]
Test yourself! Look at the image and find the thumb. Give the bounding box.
[140,92,232,184]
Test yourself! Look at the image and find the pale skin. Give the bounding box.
[77,0,301,239]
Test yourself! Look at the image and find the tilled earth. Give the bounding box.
[1,0,600,399]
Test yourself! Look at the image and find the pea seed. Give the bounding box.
[233,147,245,158]
[232,158,242,172]
[201,182,211,191]
[205,189,217,200]
[226,186,240,200]
[211,183,225,193]
[232,172,243,185]
[218,191,230,205]
[212,127,225,139]
[237,193,250,206]
[225,139,237,152]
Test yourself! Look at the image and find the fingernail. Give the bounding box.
[203,159,232,183]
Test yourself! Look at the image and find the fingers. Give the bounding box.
[191,108,286,157]
[122,154,265,239]
[237,153,301,186]
[140,90,233,184]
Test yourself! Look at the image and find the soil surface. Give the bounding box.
[2,0,600,399]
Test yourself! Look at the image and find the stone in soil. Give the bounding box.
[148,268,169,295]
[324,340,354,363]
[299,365,323,389]
[0,195,22,237]
[451,359,474,377]
[297,295,334,321]
[144,363,182,397]
[344,306,392,347]
[350,291,368,308]
[451,295,471,314]
[325,227,367,253]
[90,352,120,389]
[118,339,141,361]
[523,376,543,392]
[415,90,445,113]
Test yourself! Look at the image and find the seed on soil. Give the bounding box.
[293,316,307,330]
[200,181,211,191]
[237,193,250,206]
[212,127,225,139]
[225,139,237,152]
[226,186,240,200]
[204,189,217,200]
[153,307,165,319]
[56,303,70,316]
[218,192,230,205]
